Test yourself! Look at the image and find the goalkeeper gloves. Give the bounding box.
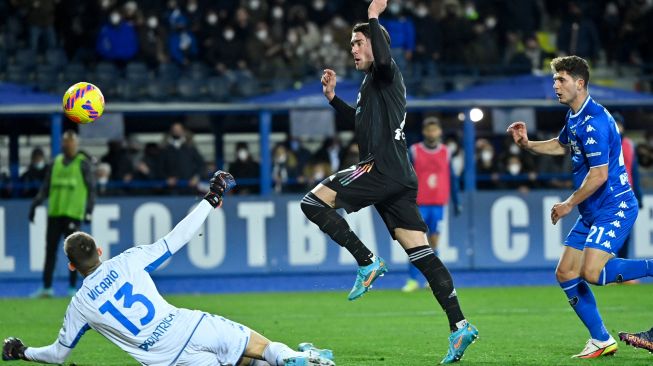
[203,170,236,208]
[2,337,27,361]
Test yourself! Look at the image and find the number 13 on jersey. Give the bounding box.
[98,282,155,336]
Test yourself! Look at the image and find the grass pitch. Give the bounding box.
[1,285,652,365]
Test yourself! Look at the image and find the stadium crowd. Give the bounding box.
[1,0,653,100]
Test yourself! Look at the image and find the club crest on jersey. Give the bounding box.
[586,137,597,145]
[586,124,596,132]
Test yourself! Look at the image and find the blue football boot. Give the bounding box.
[298,343,334,360]
[285,350,335,366]
[440,322,479,364]
[347,256,388,301]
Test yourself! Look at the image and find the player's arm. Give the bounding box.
[551,119,609,224]
[507,121,567,156]
[121,171,235,271]
[322,69,356,124]
[368,1,394,82]
[4,301,88,364]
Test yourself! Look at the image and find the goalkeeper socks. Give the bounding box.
[406,245,465,331]
[263,342,303,366]
[598,258,652,285]
[301,192,373,266]
[560,277,610,341]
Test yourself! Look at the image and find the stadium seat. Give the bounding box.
[5,64,30,84]
[44,48,68,70]
[157,63,180,80]
[233,76,260,98]
[14,49,37,71]
[119,78,146,101]
[61,63,87,85]
[126,62,149,79]
[34,65,59,92]
[95,62,119,78]
[177,77,206,101]
[146,79,175,101]
[186,62,209,80]
[207,76,230,102]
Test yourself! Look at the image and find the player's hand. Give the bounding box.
[368,0,387,18]
[2,337,27,361]
[204,171,236,208]
[551,202,572,225]
[506,121,529,149]
[321,69,336,102]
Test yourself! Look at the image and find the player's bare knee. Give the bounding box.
[580,267,601,285]
[555,266,580,282]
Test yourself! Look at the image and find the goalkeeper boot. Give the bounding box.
[619,329,653,353]
[298,343,334,360]
[285,350,335,366]
[440,322,479,364]
[347,256,388,301]
[571,336,617,358]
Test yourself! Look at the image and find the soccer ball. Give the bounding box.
[62,82,105,124]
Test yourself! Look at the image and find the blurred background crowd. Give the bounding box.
[2,0,653,198]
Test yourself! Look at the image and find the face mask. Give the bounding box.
[322,33,333,44]
[416,6,428,17]
[187,3,197,12]
[287,31,298,44]
[256,29,268,41]
[101,0,111,9]
[388,3,401,14]
[485,16,497,29]
[98,176,109,185]
[272,6,284,19]
[110,12,121,25]
[481,150,493,162]
[446,142,457,153]
[276,153,287,163]
[249,0,260,10]
[237,149,249,161]
[509,144,520,155]
[224,29,235,40]
[508,164,521,175]
[207,13,218,25]
[35,161,45,170]
[313,169,325,180]
[313,0,325,10]
[147,16,158,29]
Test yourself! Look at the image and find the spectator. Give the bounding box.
[228,141,260,194]
[167,10,198,66]
[439,0,474,67]
[19,0,57,52]
[139,14,169,67]
[20,147,47,197]
[380,1,416,72]
[246,21,284,79]
[101,140,133,187]
[444,134,464,179]
[29,130,95,298]
[271,143,299,193]
[499,155,536,193]
[206,25,247,75]
[95,162,112,196]
[134,142,163,182]
[313,136,342,175]
[96,9,139,62]
[288,137,312,175]
[159,123,205,193]
[556,1,601,63]
[475,138,499,189]
[411,1,442,79]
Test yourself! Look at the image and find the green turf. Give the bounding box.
[1,285,652,365]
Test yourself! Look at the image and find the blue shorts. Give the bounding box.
[564,196,638,255]
[419,205,444,235]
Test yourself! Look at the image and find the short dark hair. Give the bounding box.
[64,232,99,270]
[352,22,391,46]
[550,56,590,89]
[422,116,441,128]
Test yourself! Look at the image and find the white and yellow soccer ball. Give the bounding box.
[62,82,105,124]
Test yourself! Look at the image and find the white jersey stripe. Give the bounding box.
[168,314,206,366]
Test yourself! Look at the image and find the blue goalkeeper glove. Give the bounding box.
[204,171,236,208]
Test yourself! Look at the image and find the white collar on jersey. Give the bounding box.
[569,95,592,118]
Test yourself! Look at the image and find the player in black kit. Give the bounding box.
[299,0,478,363]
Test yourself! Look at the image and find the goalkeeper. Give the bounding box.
[3,171,334,366]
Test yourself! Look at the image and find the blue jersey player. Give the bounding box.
[507,56,653,359]
[2,171,334,366]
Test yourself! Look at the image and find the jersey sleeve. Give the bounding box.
[369,18,394,82]
[24,301,89,364]
[580,118,609,167]
[120,200,213,272]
